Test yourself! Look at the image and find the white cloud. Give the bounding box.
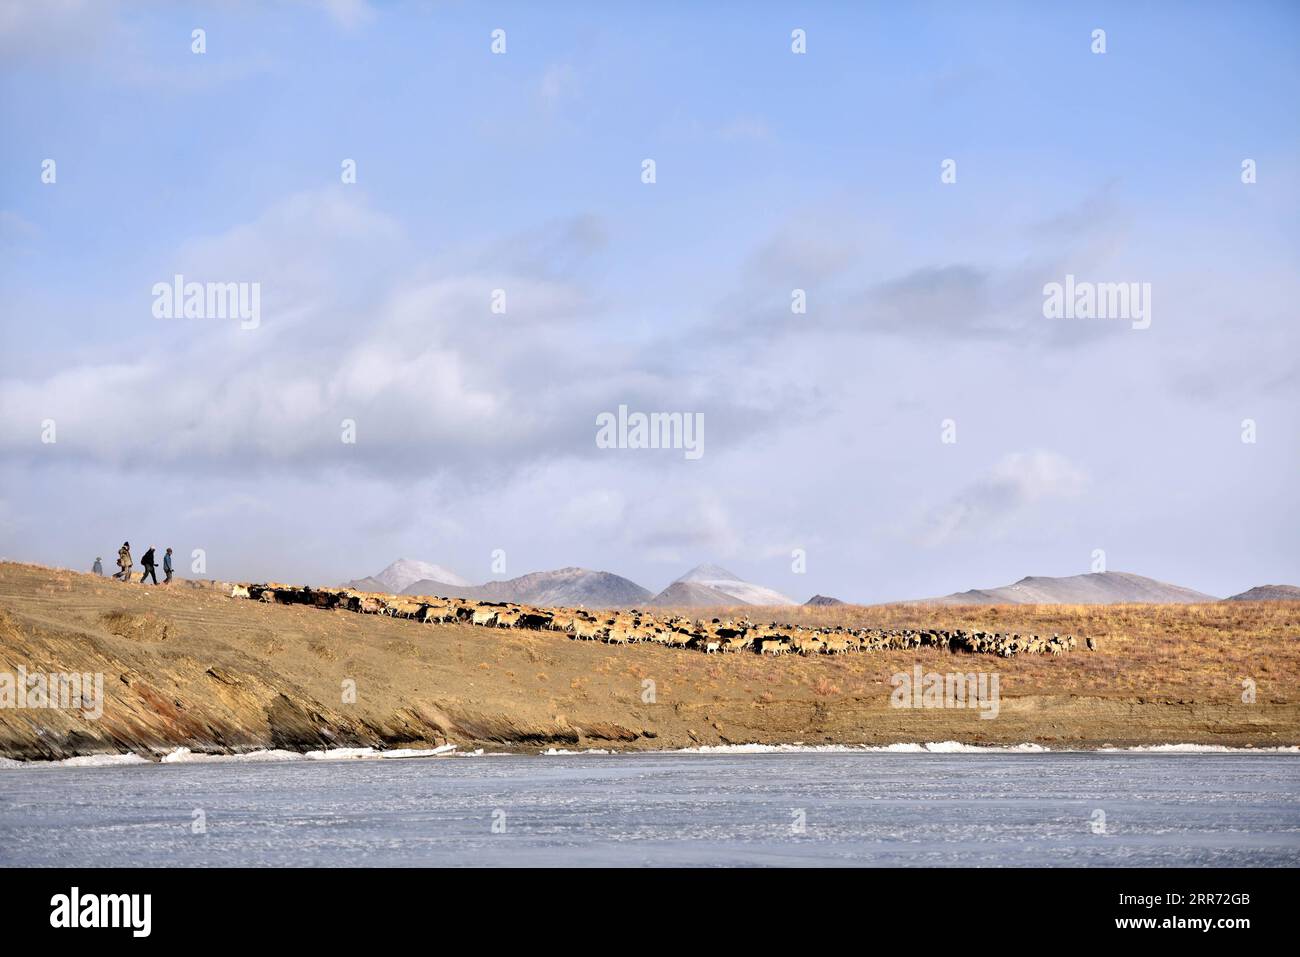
[0,191,775,483]
[539,63,579,109]
[717,116,771,141]
[920,451,1089,547]
[0,210,39,243]
[317,0,375,30]
[634,494,741,564]
[0,0,115,61]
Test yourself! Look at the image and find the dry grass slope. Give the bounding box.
[0,562,1296,760]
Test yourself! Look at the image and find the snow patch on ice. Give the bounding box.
[301,745,456,761]
[377,745,456,759]
[160,747,303,763]
[2,745,459,768]
[47,753,152,768]
[667,741,1296,755]
[1097,744,1300,754]
[671,741,1052,754]
[165,744,457,763]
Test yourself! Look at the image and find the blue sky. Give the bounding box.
[1,1,1297,600]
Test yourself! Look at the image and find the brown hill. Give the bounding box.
[1,562,1296,761]
[1225,585,1300,602]
[401,567,651,608]
[646,580,744,608]
[924,571,1216,605]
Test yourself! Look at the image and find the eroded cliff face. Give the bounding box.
[0,565,674,760]
[1,562,1297,761]
[0,602,637,760]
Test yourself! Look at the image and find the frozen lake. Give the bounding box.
[1,750,1297,867]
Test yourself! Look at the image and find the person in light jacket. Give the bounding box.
[163,547,174,584]
[114,542,132,581]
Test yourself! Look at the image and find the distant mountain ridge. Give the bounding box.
[346,561,1279,609]
[665,564,795,606]
[647,580,744,607]
[400,567,651,608]
[347,559,800,609]
[1224,584,1300,601]
[920,571,1217,606]
[346,559,468,595]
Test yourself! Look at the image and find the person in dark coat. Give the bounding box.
[139,546,158,585]
[93,557,103,575]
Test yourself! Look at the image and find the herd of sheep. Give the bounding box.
[230,583,1083,659]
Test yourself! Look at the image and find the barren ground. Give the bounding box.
[1,562,1296,760]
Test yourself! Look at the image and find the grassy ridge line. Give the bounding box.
[0,562,1297,759]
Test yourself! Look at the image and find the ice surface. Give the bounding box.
[1,750,1295,867]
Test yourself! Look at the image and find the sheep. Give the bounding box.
[470,607,499,628]
[224,578,1088,662]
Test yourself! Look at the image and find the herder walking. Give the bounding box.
[139,546,158,585]
[114,542,133,581]
[163,547,174,584]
